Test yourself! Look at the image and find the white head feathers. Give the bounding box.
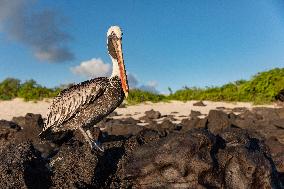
[107,26,122,38]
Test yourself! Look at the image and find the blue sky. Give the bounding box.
[0,0,284,93]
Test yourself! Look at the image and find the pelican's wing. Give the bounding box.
[42,77,108,132]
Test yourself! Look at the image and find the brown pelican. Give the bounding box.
[40,26,128,151]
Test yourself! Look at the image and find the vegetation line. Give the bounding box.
[0,68,283,104]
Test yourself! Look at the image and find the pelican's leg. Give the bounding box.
[86,129,104,152]
[79,127,93,148]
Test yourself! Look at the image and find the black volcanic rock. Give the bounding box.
[251,107,280,121]
[277,108,284,118]
[50,141,99,188]
[0,142,51,189]
[120,129,216,188]
[207,110,231,134]
[271,118,284,129]
[105,123,143,136]
[232,107,247,113]
[1,107,284,188]
[158,119,180,131]
[0,120,20,148]
[12,113,44,129]
[144,109,161,119]
[190,110,202,118]
[0,120,21,141]
[180,117,207,131]
[265,137,284,173]
[163,114,177,121]
[98,117,143,137]
[118,128,282,188]
[193,101,206,106]
[121,117,140,124]
[12,113,43,142]
[0,120,21,130]
[98,117,140,128]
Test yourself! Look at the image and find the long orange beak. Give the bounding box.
[114,38,129,98]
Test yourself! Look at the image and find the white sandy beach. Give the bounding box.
[0,98,281,121]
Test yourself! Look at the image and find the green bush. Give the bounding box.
[127,89,166,104]
[0,78,21,100]
[239,68,284,103]
[0,78,60,101]
[168,68,284,104]
[0,68,283,104]
[17,80,59,101]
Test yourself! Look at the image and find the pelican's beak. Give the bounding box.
[114,38,129,98]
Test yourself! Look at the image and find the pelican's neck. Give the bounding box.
[110,57,120,78]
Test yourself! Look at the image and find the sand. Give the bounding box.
[0,98,281,121]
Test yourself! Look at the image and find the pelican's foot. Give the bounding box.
[91,140,104,152]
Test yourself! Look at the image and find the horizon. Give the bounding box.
[0,1,284,94]
[0,67,282,93]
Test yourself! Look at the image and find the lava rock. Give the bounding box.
[155,119,181,136]
[271,118,284,129]
[50,141,98,188]
[98,117,140,128]
[12,113,43,142]
[265,137,284,173]
[277,108,284,119]
[144,109,161,119]
[207,110,231,134]
[232,107,248,113]
[104,123,144,136]
[98,117,143,137]
[121,117,140,124]
[123,129,162,153]
[12,113,44,129]
[238,110,261,121]
[193,101,206,106]
[163,114,177,121]
[1,106,284,188]
[120,129,216,188]
[0,120,21,131]
[119,128,282,188]
[0,142,51,189]
[190,110,202,118]
[180,117,207,131]
[252,107,280,121]
[216,127,281,188]
[0,121,21,149]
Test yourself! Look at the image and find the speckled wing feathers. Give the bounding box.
[42,77,108,132]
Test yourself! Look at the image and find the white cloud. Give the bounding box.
[70,58,112,78]
[139,80,159,93]
[70,58,159,93]
[147,80,158,88]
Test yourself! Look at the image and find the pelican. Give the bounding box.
[39,26,129,151]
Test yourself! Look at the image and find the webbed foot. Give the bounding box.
[91,140,104,152]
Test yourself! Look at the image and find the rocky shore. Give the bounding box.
[0,107,284,188]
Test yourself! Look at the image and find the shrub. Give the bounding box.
[127,89,166,104]
[0,78,21,100]
[0,68,283,104]
[17,80,59,101]
[168,68,284,104]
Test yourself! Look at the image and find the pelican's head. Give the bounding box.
[107,26,129,98]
